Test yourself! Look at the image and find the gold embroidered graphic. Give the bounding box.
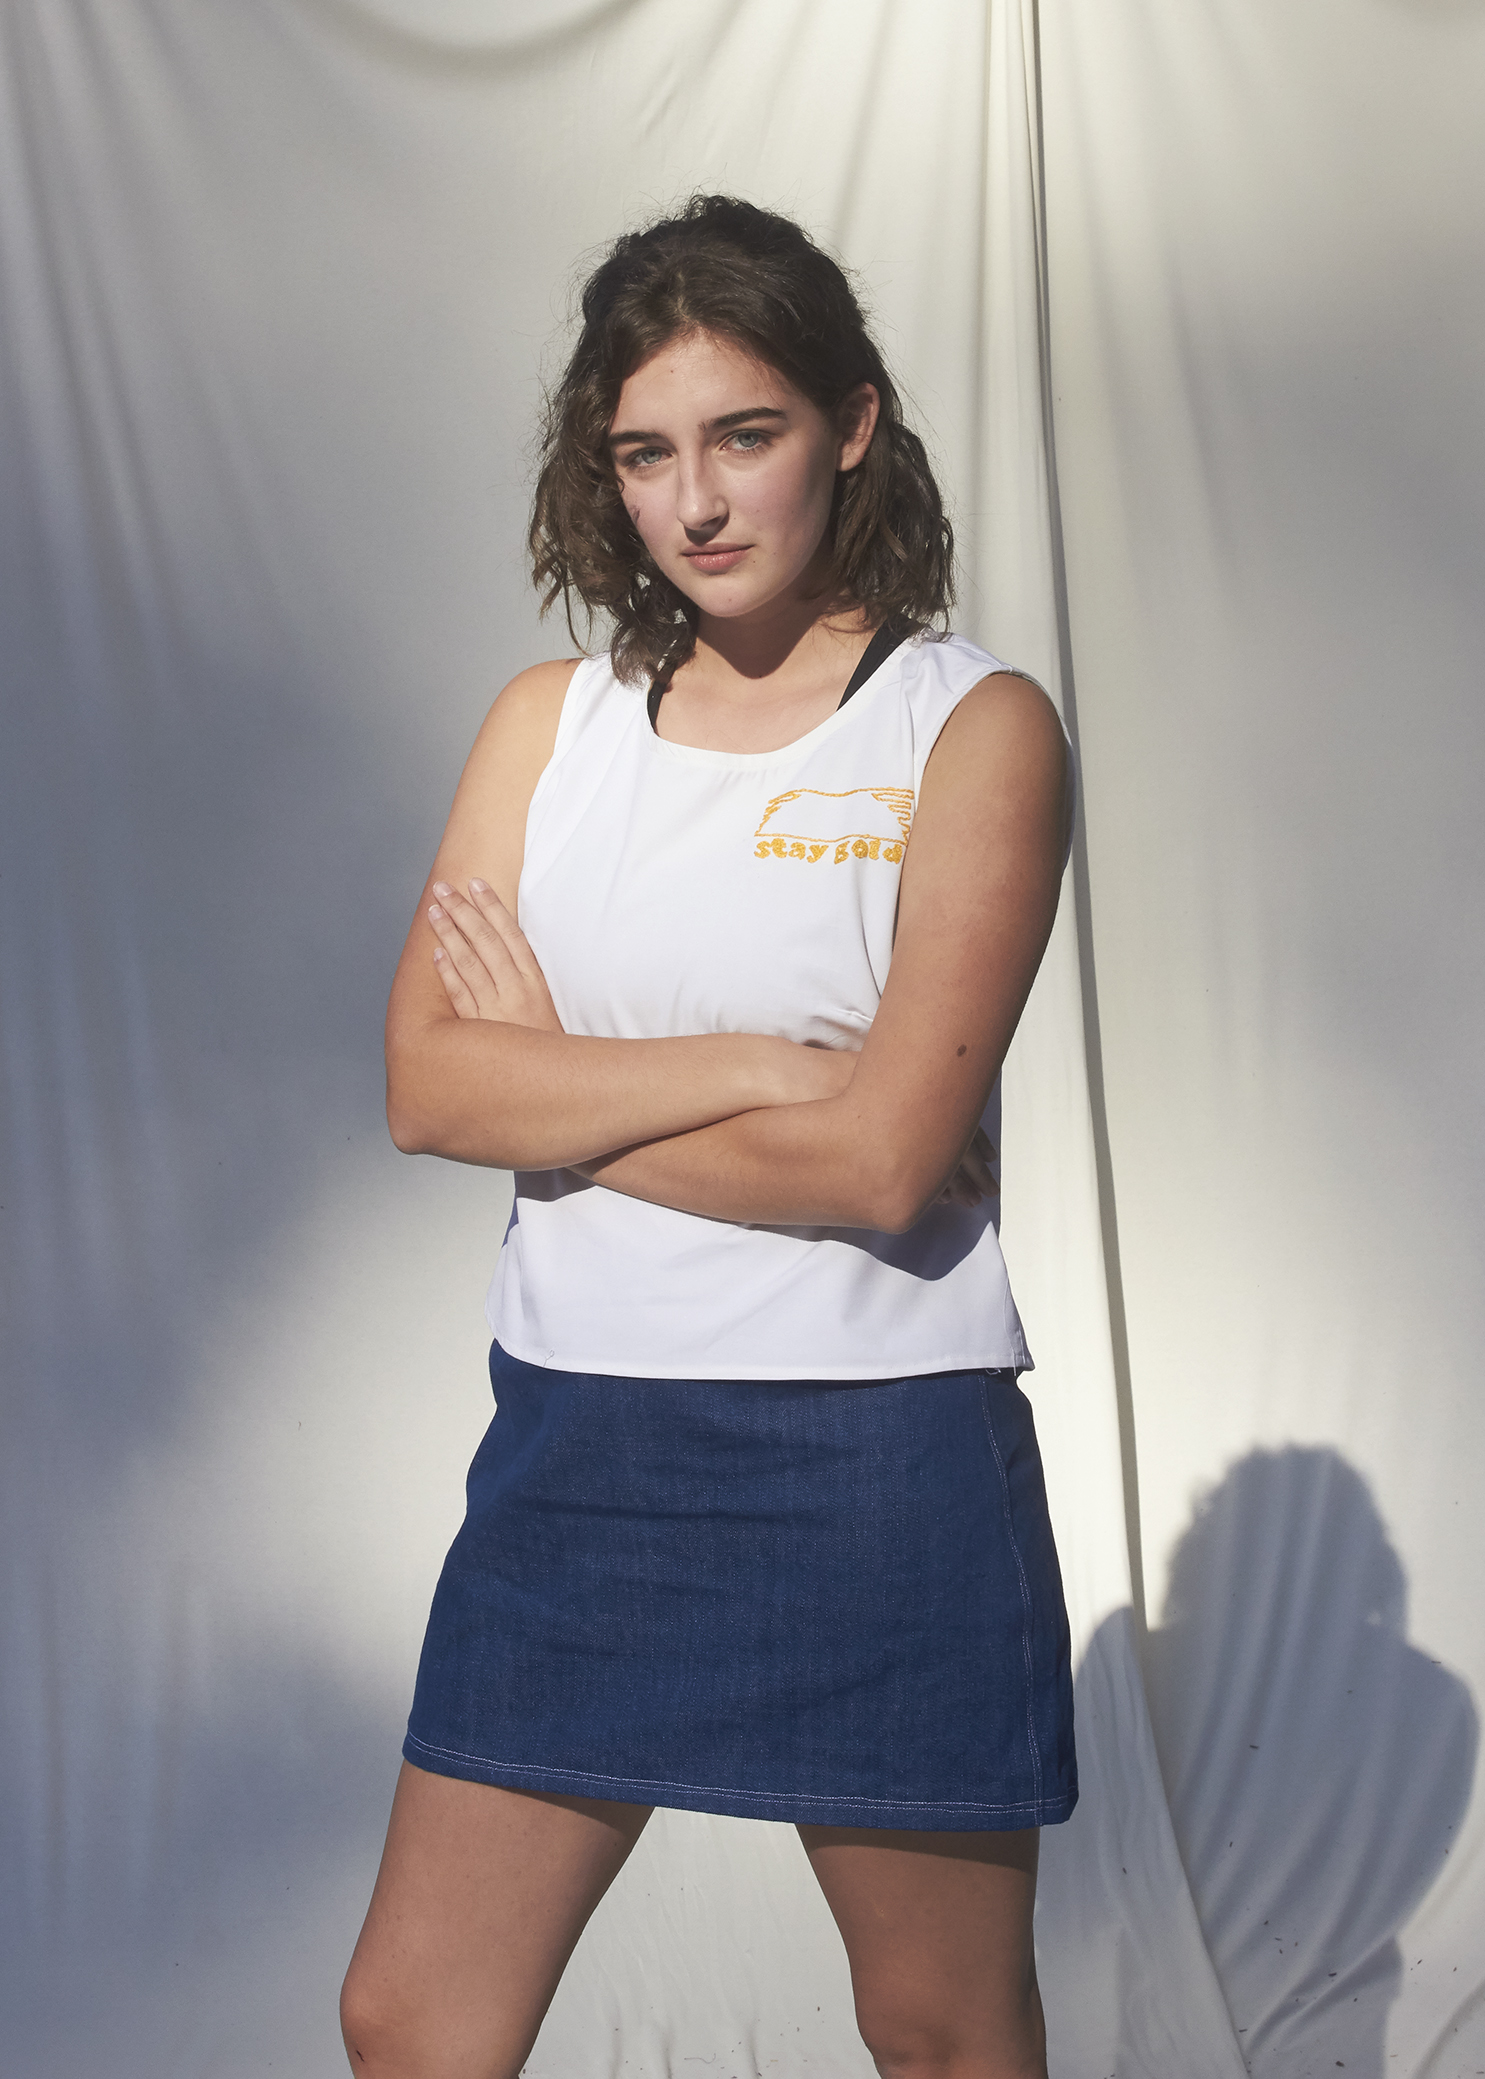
[753,786,914,864]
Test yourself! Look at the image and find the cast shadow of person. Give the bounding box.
[1140,1446,1476,2075]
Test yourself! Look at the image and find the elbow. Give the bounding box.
[385,1085,431,1156]
[386,1101,429,1156]
[384,1043,437,1156]
[383,1031,520,1165]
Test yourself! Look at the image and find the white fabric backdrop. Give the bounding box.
[0,2,1477,2074]
[1042,3,1485,2073]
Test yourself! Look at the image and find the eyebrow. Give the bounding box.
[607,405,788,449]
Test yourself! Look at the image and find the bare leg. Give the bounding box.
[341,1761,652,2079]
[797,1824,1045,2079]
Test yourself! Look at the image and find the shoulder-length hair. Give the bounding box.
[529,195,955,685]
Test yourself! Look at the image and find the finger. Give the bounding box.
[432,882,524,990]
[467,879,544,982]
[465,877,516,928]
[964,1129,1001,1196]
[427,900,501,1015]
[432,944,481,1018]
[941,1167,982,1209]
[961,1149,1000,1199]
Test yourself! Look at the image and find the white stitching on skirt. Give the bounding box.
[402,1732,1067,1819]
[977,1373,1044,1811]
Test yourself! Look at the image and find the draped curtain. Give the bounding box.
[2,3,1480,2073]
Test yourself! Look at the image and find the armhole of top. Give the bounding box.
[527,655,605,831]
[974,658,1077,866]
[547,654,605,764]
[938,651,1079,870]
[521,654,631,889]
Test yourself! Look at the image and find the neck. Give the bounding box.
[687,584,875,697]
[652,588,883,756]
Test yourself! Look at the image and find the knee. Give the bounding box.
[339,1959,433,2078]
[863,2041,1045,2079]
[859,2017,956,2078]
[339,1960,396,2073]
[340,1956,533,2079]
[855,1991,1047,2079]
[860,2025,962,2079]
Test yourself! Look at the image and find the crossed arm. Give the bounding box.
[384,665,1070,1235]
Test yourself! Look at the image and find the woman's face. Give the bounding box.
[608,329,878,624]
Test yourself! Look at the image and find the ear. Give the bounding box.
[836,383,881,472]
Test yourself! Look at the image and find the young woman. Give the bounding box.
[341,195,1076,2079]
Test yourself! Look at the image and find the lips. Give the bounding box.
[681,545,749,573]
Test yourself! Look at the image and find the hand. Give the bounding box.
[937,1127,999,1210]
[427,879,564,1032]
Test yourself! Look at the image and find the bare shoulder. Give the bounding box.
[430,657,583,910]
[468,655,583,762]
[451,655,582,812]
[387,657,584,1026]
[946,670,1065,761]
[920,670,1068,810]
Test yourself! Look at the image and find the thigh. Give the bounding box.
[342,1761,651,2079]
[797,1823,1045,2079]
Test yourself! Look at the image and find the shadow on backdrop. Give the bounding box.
[0,621,483,2072]
[1142,1446,1476,2075]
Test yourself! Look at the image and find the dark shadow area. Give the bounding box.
[1,1631,402,2078]
[0,620,503,2071]
[0,34,532,2050]
[1143,1447,1477,2075]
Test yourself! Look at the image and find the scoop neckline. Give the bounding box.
[641,636,917,770]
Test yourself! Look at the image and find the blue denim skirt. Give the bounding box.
[403,1341,1077,1831]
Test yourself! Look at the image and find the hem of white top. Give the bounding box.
[485,1329,1035,1382]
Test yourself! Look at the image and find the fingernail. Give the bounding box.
[470,878,489,893]
[432,947,444,962]
[432,881,452,898]
[428,904,443,920]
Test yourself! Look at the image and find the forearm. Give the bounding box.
[580,1090,934,1233]
[386,1020,798,1170]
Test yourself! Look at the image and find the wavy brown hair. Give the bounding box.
[529,195,955,685]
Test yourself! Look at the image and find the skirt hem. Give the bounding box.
[402,1730,1077,1834]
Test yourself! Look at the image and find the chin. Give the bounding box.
[692,590,770,619]
[670,575,766,617]
[670,564,810,623]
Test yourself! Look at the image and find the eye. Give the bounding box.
[725,429,769,454]
[621,445,666,471]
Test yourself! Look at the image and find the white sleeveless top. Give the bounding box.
[486,631,1035,1380]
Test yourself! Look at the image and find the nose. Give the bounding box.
[674,451,727,539]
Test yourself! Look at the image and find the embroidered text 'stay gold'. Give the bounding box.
[753,786,914,864]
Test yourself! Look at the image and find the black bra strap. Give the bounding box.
[837,622,908,708]
[646,674,670,729]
